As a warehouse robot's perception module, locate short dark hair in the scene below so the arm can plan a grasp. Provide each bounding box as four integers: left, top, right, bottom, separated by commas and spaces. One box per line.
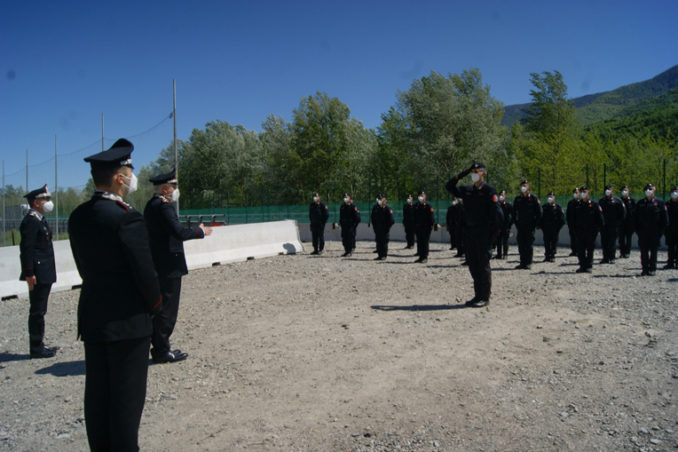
91, 164, 122, 187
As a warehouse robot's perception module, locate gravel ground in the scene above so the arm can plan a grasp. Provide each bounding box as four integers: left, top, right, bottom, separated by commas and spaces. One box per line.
1, 240, 676, 451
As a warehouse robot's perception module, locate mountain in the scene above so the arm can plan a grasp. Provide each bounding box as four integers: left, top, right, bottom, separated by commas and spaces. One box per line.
501, 64, 678, 127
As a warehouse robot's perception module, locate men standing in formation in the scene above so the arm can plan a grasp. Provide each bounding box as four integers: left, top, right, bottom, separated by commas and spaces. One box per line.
665, 186, 678, 269
446, 162, 502, 307
19, 185, 58, 358
598, 185, 626, 264
413, 191, 435, 263
339, 193, 360, 257
144, 168, 211, 364
495, 190, 513, 259
572, 186, 604, 273
635, 183, 668, 276
69, 138, 162, 451
371, 194, 395, 260
566, 187, 580, 256
540, 192, 564, 262
402, 194, 416, 249
619, 185, 636, 258
513, 180, 542, 269
308, 192, 329, 255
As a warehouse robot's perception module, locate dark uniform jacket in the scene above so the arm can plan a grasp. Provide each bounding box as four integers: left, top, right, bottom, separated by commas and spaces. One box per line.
635, 197, 668, 237
621, 196, 636, 232
446, 180, 502, 238
414, 201, 435, 230
144, 195, 204, 278
566, 199, 579, 228
540, 203, 565, 231
513, 193, 542, 230
667, 201, 678, 234
403, 203, 416, 228
499, 201, 514, 231
309, 201, 329, 226
573, 199, 604, 234
19, 210, 56, 284
69, 191, 162, 343
446, 204, 457, 231
371, 204, 395, 235
339, 203, 361, 229
599, 195, 626, 227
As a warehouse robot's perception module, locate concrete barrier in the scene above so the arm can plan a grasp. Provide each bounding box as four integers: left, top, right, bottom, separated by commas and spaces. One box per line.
1, 220, 303, 300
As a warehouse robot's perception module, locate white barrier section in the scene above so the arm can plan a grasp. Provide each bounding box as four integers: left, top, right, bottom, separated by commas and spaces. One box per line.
0, 220, 303, 300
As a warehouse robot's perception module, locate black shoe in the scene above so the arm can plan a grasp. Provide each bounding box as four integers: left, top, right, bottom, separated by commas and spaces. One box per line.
418, 258, 427, 263
310, 250, 319, 255
648, 270, 656, 276
465, 297, 479, 306
30, 345, 56, 359
461, 261, 468, 266
374, 256, 385, 261
515, 264, 526, 269
373, 249, 378, 253
569, 251, 577, 257
576, 267, 586, 273
663, 263, 675, 269
609, 259, 616, 264
454, 253, 464, 258
495, 254, 502, 259
449, 247, 455, 250
469, 299, 489, 308
599, 259, 609, 264
153, 349, 188, 364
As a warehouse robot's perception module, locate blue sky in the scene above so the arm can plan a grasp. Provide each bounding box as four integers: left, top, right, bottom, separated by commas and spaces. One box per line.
1, 0, 676, 190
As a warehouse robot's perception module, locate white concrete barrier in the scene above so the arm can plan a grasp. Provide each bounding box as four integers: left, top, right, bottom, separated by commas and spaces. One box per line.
0, 220, 303, 300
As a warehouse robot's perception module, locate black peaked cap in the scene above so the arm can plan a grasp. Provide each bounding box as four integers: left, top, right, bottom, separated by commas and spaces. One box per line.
149, 168, 178, 185
84, 138, 134, 168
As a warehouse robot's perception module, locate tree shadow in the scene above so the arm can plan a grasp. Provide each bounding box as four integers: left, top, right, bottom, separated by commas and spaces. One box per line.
592, 274, 640, 279
35, 360, 85, 377
372, 303, 468, 311
0, 352, 30, 363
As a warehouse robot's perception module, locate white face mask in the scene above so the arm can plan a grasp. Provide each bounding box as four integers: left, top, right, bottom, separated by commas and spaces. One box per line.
645, 189, 654, 198
621, 190, 628, 197
418, 196, 424, 202
376, 199, 382, 206
573, 193, 579, 199
407, 198, 412, 205
171, 188, 180, 202
605, 189, 612, 196
42, 200, 54, 213
547, 197, 554, 204
581, 192, 589, 199
671, 192, 678, 199
343, 197, 349, 204
520, 186, 528, 193
452, 200, 458, 206
471, 173, 481, 183
499, 195, 505, 202
312, 196, 319, 202
121, 173, 138, 195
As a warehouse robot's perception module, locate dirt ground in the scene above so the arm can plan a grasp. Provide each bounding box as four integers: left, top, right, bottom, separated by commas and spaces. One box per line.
0, 239, 676, 451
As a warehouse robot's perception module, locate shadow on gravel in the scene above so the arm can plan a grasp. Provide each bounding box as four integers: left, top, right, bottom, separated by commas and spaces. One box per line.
0, 352, 30, 363
371, 304, 467, 311
592, 274, 639, 278
35, 360, 85, 377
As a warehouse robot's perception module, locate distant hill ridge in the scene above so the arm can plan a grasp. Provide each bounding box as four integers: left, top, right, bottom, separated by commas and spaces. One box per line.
502, 64, 678, 127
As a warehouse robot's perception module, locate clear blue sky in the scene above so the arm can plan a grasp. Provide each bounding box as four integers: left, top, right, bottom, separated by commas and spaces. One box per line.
1, 0, 676, 190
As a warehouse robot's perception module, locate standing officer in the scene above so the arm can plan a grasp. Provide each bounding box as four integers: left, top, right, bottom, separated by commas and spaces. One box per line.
308, 192, 329, 255
572, 186, 604, 273
402, 194, 416, 249
619, 185, 636, 258
566, 187, 580, 256
664, 186, 678, 269
540, 192, 565, 262
69, 138, 162, 451
446, 162, 502, 307
413, 191, 435, 263
446, 197, 460, 251
371, 194, 395, 260
145, 168, 211, 364
513, 180, 541, 269
19, 184, 57, 358
598, 185, 626, 264
635, 183, 668, 276
496, 190, 513, 259
339, 193, 360, 257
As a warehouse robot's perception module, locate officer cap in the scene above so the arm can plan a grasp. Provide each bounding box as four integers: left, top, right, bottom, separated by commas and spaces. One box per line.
604, 184, 613, 190
547, 191, 555, 196
376, 193, 383, 199
644, 183, 655, 190
149, 167, 178, 185
470, 162, 486, 170
580, 185, 590, 191
84, 138, 134, 169
312, 192, 319, 197
343, 192, 352, 198
520, 179, 529, 185
24, 184, 51, 202
499, 189, 506, 195
620, 185, 629, 190
418, 190, 426, 195
572, 187, 579, 192
671, 186, 678, 192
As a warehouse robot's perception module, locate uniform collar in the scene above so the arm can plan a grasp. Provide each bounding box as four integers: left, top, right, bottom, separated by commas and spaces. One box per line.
28, 208, 43, 220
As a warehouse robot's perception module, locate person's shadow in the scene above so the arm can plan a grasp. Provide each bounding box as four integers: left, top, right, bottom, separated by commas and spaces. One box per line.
372, 303, 468, 311
0, 352, 30, 363
35, 360, 85, 377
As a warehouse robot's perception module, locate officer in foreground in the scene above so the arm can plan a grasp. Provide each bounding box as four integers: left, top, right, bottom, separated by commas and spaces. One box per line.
446, 162, 502, 307
413, 191, 435, 263
665, 186, 678, 269
513, 180, 542, 269
308, 192, 329, 255
402, 194, 416, 249
371, 194, 395, 260
619, 185, 636, 258
69, 138, 162, 451
19, 184, 57, 358
635, 183, 668, 276
145, 168, 211, 364
540, 191, 564, 262
339, 193, 360, 257
496, 190, 513, 259
572, 186, 604, 273
566, 187, 580, 256
599, 185, 626, 264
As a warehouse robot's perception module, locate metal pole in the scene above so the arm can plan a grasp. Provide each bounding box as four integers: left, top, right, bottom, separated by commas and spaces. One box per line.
101, 113, 105, 152
663, 158, 667, 200
173, 79, 179, 214
2, 160, 5, 246
55, 135, 59, 238
603, 163, 607, 192
25, 149, 28, 192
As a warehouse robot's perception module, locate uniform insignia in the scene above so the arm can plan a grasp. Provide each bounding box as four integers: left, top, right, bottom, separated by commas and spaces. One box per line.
430, 208, 434, 212
492, 195, 498, 202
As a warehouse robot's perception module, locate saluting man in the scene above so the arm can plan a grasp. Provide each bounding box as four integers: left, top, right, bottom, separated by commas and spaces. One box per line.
513, 180, 542, 269
69, 138, 162, 451
145, 168, 211, 364
19, 184, 57, 358
308, 192, 329, 255
635, 183, 668, 276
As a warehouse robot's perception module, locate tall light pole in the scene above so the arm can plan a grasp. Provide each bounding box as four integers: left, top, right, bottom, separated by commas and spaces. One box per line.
173, 79, 179, 214
54, 135, 59, 238
101, 113, 105, 152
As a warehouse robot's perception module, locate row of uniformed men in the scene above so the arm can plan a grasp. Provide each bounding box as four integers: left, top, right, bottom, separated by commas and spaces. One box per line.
18, 139, 211, 450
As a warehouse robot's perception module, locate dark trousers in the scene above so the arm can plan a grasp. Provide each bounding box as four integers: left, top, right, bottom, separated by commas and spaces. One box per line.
375, 231, 389, 258
568, 226, 577, 254
667, 232, 678, 266
84, 336, 151, 452
465, 230, 491, 300
496, 227, 509, 257
28, 283, 52, 351
341, 226, 355, 253
415, 227, 431, 259
619, 226, 633, 257
404, 225, 415, 248
151, 276, 182, 358
576, 232, 597, 269
517, 226, 535, 265
600, 225, 619, 261
543, 227, 559, 259
638, 234, 660, 272
310, 223, 325, 252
